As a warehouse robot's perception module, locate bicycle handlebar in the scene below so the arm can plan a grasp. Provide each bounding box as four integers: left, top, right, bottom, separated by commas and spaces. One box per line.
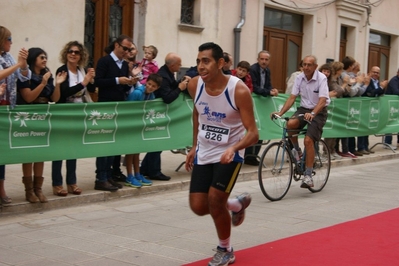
272, 113, 311, 124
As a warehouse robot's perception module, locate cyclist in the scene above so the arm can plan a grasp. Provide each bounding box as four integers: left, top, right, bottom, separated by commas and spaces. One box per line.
271, 55, 330, 188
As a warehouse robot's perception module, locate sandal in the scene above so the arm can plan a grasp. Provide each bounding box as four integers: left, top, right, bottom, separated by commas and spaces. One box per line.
52, 186, 68, 197
67, 184, 82, 195
0, 196, 12, 204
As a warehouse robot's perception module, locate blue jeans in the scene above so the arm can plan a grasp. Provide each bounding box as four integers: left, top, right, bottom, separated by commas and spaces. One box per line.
96, 156, 114, 182
52, 160, 77, 186
0, 165, 4, 180
384, 134, 398, 144
357, 136, 369, 151
140, 151, 162, 177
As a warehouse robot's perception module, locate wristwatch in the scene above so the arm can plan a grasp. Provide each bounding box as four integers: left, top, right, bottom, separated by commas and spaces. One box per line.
311, 112, 315, 116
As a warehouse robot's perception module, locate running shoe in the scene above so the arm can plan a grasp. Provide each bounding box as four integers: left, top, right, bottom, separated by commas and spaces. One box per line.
300, 175, 314, 188
135, 174, 152, 186
231, 192, 251, 226
125, 174, 142, 188
208, 246, 235, 266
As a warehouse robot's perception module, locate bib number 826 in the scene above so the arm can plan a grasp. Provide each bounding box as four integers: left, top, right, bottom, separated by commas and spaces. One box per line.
205, 132, 222, 141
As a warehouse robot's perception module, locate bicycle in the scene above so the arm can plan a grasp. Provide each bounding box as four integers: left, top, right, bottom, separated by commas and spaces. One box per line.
258, 114, 331, 201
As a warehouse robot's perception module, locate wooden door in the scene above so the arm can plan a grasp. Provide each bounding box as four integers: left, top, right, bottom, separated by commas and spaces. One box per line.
368, 44, 389, 80
85, 0, 134, 68
263, 28, 303, 93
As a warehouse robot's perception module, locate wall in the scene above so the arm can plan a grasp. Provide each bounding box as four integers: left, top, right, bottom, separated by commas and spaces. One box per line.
0, 0, 85, 73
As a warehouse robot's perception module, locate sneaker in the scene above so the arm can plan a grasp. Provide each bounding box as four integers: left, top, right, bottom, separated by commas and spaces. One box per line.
135, 174, 152, 186
340, 152, 357, 158
125, 175, 142, 188
208, 246, 235, 266
330, 152, 342, 160
384, 144, 397, 150
300, 175, 314, 188
112, 170, 127, 182
231, 193, 252, 226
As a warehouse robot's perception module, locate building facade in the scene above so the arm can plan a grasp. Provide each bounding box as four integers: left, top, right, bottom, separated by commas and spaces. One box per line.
1, 0, 398, 92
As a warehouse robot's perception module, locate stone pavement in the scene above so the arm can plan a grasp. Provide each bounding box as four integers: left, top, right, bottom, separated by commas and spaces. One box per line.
0, 135, 397, 215
0, 137, 398, 265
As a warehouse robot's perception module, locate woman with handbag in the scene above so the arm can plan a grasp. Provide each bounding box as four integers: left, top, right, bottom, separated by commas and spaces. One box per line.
51, 41, 95, 196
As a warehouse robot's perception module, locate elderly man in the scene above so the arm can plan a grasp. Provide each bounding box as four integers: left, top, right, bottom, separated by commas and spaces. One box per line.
140, 52, 191, 180
272, 55, 330, 188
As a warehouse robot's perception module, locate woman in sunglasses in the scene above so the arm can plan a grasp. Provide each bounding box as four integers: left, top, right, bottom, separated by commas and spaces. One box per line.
0, 25, 31, 205
16, 47, 67, 203
51, 41, 96, 197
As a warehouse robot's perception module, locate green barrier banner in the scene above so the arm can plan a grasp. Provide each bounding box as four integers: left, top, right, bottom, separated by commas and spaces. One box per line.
1, 94, 398, 164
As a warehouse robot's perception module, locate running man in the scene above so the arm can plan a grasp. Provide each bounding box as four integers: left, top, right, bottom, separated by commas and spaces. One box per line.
185, 42, 259, 266
271, 55, 330, 188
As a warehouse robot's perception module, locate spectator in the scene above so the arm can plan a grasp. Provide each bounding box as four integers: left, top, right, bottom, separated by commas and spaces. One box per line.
318, 63, 341, 160
140, 45, 159, 85
383, 68, 399, 150
329, 61, 355, 158
222, 52, 233, 74
112, 41, 142, 183
0, 25, 31, 205
51, 41, 96, 196
244, 50, 278, 166
17, 47, 66, 203
358, 66, 388, 154
347, 62, 369, 156
140, 52, 191, 181
231, 60, 253, 92
336, 57, 355, 158
94, 35, 136, 191
125, 73, 163, 187
286, 60, 303, 95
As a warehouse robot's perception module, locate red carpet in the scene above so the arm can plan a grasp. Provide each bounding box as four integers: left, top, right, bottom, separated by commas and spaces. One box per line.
184, 208, 399, 266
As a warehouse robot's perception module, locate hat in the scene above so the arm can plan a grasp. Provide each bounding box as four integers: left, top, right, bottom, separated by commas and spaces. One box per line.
27, 47, 46, 67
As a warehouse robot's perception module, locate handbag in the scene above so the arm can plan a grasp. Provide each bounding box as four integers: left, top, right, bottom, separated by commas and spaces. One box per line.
83, 90, 93, 103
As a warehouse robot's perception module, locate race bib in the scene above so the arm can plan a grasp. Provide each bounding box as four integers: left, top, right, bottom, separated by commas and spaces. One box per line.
199, 124, 230, 144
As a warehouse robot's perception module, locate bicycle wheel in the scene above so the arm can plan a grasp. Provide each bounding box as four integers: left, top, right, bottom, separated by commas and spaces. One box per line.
309, 139, 330, 193
258, 142, 293, 201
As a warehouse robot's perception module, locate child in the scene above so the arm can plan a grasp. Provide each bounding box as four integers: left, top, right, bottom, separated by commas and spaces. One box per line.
140, 45, 159, 85
231, 61, 253, 92
125, 73, 163, 187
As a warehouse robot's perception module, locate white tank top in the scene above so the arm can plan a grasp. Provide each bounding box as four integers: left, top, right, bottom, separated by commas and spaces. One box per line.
193, 76, 246, 164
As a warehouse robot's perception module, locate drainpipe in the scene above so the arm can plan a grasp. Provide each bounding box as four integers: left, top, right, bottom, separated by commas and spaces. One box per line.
234, 0, 246, 64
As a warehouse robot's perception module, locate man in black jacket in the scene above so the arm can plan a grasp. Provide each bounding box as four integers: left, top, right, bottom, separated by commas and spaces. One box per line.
140, 53, 191, 180
94, 35, 135, 191
244, 50, 278, 166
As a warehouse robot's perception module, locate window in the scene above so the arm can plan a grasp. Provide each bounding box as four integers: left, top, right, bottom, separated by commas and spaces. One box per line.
181, 0, 195, 25
264, 8, 302, 32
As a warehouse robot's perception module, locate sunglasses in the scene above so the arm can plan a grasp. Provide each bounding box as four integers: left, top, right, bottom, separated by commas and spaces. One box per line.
40, 55, 47, 60
67, 49, 81, 55
118, 43, 133, 52
7, 36, 11, 42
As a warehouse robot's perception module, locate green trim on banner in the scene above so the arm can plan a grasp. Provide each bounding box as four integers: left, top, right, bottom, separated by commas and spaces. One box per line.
1, 94, 398, 164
